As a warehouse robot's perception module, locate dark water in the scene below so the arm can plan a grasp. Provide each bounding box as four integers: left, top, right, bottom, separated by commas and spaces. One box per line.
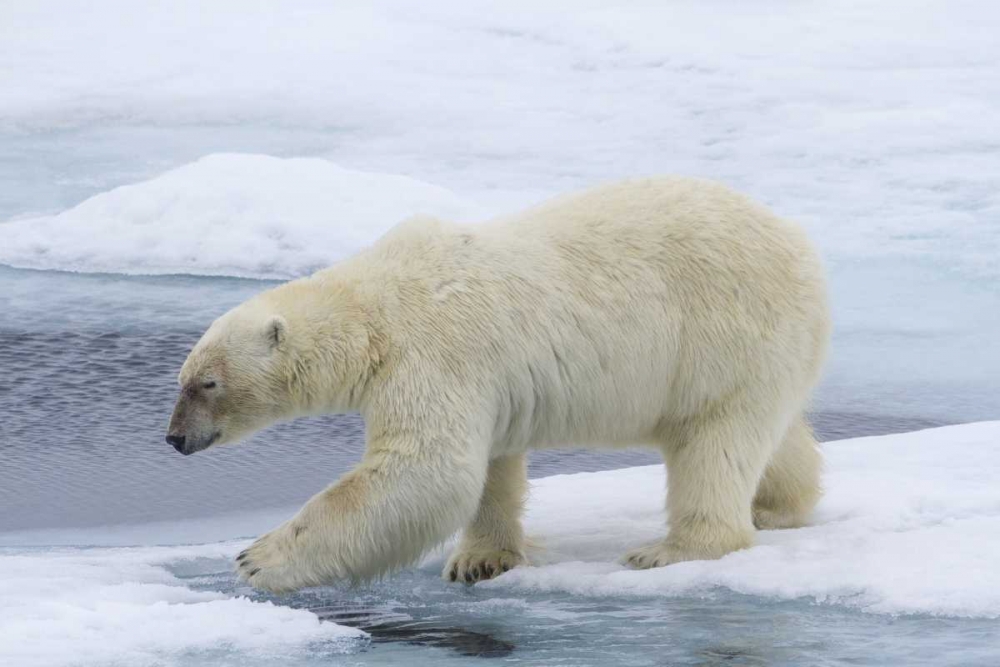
0, 265, 949, 533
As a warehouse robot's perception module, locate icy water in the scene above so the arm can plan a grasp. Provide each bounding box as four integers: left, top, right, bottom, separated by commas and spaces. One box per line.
181, 565, 1000, 667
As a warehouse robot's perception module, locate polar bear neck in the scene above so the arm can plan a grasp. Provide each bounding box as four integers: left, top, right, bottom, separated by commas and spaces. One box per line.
262, 274, 387, 418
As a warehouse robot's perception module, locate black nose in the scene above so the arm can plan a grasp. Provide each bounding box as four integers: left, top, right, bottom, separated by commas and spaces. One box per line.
166, 434, 186, 452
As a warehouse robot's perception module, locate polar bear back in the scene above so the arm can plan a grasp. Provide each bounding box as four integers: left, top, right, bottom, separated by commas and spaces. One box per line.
336, 177, 829, 452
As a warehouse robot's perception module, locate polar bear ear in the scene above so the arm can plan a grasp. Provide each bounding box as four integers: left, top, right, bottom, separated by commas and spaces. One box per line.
264, 315, 288, 351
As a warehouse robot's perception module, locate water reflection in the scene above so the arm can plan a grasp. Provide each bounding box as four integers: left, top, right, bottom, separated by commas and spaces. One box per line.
313, 604, 515, 658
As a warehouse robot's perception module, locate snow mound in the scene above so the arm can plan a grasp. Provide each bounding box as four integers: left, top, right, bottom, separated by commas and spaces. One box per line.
0, 154, 480, 279
0, 542, 366, 667
477, 422, 1000, 618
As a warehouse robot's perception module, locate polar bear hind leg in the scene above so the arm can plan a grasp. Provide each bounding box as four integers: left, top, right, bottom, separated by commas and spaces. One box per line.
752, 415, 821, 530
624, 399, 789, 569
444, 453, 528, 583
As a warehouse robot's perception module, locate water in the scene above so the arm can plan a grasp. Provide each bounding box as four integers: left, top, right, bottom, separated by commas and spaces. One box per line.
172, 563, 1000, 666
0, 264, 949, 533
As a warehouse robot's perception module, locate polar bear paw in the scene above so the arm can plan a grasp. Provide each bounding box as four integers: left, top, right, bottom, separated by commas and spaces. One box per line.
622, 540, 696, 569
622, 536, 744, 570
236, 521, 312, 593
444, 547, 524, 584
752, 507, 807, 530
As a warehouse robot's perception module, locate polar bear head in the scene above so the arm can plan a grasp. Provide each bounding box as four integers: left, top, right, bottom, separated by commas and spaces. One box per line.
166, 302, 294, 456
166, 279, 379, 456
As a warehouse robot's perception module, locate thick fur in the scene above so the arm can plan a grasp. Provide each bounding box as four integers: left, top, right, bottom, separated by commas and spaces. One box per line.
169, 178, 830, 593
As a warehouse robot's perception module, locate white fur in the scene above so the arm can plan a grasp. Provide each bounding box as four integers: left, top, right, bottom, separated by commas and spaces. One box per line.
179, 178, 830, 592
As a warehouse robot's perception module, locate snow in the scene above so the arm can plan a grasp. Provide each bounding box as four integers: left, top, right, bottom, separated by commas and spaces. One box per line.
0, 154, 478, 279
0, 542, 366, 667
2, 0, 999, 280
476, 422, 1000, 618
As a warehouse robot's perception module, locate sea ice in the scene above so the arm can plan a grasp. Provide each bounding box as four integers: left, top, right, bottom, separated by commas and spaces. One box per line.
0, 542, 366, 667
2, 1, 998, 280
475, 422, 1000, 618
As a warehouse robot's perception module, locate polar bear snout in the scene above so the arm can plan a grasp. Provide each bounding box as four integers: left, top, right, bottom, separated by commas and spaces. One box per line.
166, 389, 221, 455
165, 421, 220, 455
165, 433, 186, 453
164, 430, 220, 455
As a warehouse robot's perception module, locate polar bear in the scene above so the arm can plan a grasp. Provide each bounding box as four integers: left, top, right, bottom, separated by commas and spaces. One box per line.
166, 177, 830, 593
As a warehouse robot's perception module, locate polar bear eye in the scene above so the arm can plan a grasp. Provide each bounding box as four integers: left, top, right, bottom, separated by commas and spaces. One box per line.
202, 381, 217, 390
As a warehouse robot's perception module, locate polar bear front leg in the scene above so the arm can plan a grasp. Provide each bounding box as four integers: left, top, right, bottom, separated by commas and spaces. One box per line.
444, 453, 528, 584
237, 436, 488, 593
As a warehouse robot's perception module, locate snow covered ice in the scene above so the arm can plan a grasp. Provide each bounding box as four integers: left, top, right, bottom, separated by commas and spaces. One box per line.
3, 423, 1000, 666
2, 0, 1000, 665
498, 423, 1000, 619
0, 543, 366, 667
3, 1, 1000, 279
